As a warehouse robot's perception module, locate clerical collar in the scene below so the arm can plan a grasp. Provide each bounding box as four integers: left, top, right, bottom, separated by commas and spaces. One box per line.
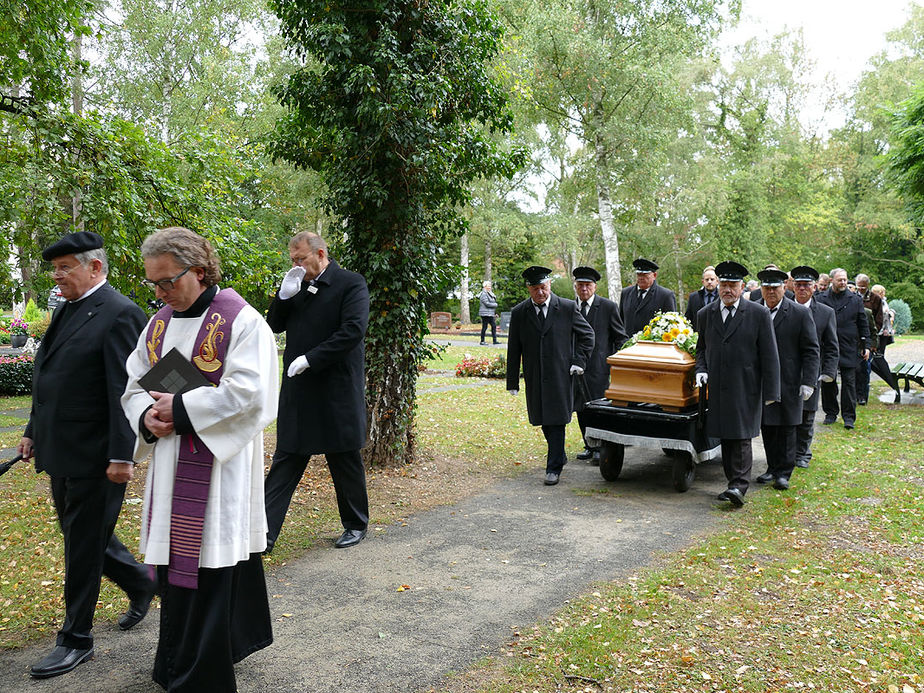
173, 285, 219, 318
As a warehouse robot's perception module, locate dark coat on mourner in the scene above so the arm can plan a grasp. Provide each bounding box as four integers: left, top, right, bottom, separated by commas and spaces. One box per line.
756, 297, 820, 427
619, 281, 676, 336
805, 299, 839, 412
815, 289, 869, 368
684, 287, 718, 330
506, 293, 595, 426
266, 259, 369, 454
576, 295, 627, 401
695, 298, 781, 440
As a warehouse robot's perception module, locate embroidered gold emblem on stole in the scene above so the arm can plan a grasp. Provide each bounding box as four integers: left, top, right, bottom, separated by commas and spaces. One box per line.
192, 311, 226, 372
147, 320, 165, 364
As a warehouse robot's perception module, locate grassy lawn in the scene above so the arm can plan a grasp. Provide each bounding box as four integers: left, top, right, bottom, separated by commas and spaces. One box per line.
435, 383, 924, 693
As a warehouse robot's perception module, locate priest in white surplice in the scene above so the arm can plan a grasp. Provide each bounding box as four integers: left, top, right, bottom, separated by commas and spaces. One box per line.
121, 227, 278, 692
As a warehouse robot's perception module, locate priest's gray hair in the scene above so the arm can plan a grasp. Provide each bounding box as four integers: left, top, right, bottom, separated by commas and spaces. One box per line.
142, 226, 222, 287
74, 248, 108, 275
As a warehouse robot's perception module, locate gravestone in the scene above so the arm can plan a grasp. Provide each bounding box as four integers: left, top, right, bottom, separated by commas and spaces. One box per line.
430, 312, 452, 330
499, 311, 512, 332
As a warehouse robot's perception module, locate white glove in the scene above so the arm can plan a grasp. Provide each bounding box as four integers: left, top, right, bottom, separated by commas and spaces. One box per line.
508, 390, 518, 396
569, 365, 584, 376
819, 374, 834, 383
800, 385, 814, 401
287, 355, 309, 377
765, 400, 776, 406
279, 266, 307, 300
694, 372, 708, 388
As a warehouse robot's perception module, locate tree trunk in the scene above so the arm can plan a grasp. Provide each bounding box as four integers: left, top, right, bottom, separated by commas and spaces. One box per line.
459, 231, 471, 324
71, 32, 84, 230
593, 130, 623, 301
672, 231, 685, 312
483, 236, 492, 283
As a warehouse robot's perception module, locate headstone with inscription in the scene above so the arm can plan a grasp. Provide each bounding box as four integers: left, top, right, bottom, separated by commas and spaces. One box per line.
430, 311, 452, 330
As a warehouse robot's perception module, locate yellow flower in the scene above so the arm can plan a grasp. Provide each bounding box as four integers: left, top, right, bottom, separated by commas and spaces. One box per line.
662, 333, 672, 342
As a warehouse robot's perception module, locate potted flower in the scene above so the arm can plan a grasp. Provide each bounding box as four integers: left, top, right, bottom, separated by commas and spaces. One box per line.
7, 317, 29, 348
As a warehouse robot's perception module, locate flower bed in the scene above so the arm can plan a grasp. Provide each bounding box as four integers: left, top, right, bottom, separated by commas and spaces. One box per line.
455, 353, 506, 378
0, 355, 34, 395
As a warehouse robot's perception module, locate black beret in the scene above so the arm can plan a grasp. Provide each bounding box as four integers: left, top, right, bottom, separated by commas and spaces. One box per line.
42, 231, 104, 261
572, 266, 601, 282
522, 265, 553, 285
757, 268, 788, 286
714, 260, 748, 282
789, 265, 819, 282
632, 258, 658, 273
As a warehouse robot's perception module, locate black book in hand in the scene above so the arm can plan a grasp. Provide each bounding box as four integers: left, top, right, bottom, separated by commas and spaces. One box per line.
138, 347, 211, 394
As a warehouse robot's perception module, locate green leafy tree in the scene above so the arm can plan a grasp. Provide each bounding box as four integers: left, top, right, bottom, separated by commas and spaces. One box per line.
271, 0, 523, 465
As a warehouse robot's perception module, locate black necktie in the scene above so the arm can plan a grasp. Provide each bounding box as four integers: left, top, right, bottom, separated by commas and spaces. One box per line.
705, 292, 714, 305
637, 289, 644, 302
536, 304, 545, 323
581, 301, 588, 317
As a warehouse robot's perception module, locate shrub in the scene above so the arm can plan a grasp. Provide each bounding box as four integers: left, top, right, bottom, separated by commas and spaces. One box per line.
22, 299, 43, 323
890, 282, 924, 330
455, 353, 506, 378
0, 355, 34, 395
28, 314, 52, 340
890, 299, 912, 335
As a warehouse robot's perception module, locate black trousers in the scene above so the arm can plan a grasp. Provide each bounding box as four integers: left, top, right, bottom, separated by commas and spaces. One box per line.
871, 352, 899, 391
857, 356, 871, 402
480, 316, 498, 343
821, 366, 857, 425
50, 475, 152, 650
720, 438, 753, 493
760, 424, 797, 480
264, 449, 369, 549
795, 408, 815, 464
541, 424, 567, 474
153, 554, 272, 692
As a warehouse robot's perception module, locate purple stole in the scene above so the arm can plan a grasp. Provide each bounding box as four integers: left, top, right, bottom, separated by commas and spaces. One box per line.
145, 288, 246, 589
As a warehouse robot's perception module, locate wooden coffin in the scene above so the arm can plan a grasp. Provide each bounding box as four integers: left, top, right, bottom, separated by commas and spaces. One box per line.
604, 341, 698, 411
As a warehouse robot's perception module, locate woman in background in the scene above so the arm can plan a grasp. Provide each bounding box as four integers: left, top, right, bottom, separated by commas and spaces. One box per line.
478, 281, 499, 345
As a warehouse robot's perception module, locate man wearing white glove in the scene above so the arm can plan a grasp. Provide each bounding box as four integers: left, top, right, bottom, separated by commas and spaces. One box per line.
506, 266, 594, 486
264, 231, 371, 551
754, 268, 819, 491
791, 266, 839, 469
694, 261, 780, 507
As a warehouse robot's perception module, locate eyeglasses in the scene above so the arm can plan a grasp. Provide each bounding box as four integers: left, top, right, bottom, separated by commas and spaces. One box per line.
47, 264, 82, 279
141, 266, 191, 291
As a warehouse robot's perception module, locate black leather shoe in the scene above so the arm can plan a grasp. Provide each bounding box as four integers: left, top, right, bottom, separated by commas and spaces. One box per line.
576, 448, 593, 461
119, 583, 155, 630
794, 458, 809, 469
844, 422, 855, 430
773, 477, 790, 490
544, 472, 560, 486
716, 488, 744, 507
857, 399, 867, 406
30, 645, 93, 679
335, 528, 367, 549
822, 417, 836, 425
755, 472, 774, 484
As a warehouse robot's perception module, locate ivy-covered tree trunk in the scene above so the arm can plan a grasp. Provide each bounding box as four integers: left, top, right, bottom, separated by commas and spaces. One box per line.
271, 0, 522, 465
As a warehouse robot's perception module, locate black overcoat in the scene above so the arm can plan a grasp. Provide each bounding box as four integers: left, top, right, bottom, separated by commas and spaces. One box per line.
816, 289, 869, 368
804, 300, 839, 412
266, 260, 369, 454
619, 281, 676, 336
506, 294, 595, 426
695, 299, 781, 439
684, 287, 717, 330
579, 295, 628, 400
757, 298, 820, 426
25, 282, 146, 477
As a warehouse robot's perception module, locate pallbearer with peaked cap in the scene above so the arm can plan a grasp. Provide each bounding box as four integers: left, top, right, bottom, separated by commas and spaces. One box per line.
789, 265, 839, 470
507, 265, 595, 485
619, 257, 676, 336
571, 266, 627, 463
20, 231, 154, 679
694, 260, 781, 507
754, 266, 820, 490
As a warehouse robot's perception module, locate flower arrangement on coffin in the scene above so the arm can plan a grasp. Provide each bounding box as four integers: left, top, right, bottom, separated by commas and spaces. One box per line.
622, 311, 697, 357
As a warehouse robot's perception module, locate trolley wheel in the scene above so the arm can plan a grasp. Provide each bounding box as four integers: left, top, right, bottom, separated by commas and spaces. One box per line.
599, 443, 624, 482
672, 451, 696, 492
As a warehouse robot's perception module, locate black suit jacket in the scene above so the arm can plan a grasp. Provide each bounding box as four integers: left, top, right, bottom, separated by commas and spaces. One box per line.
577, 295, 627, 400
506, 294, 594, 426
816, 289, 869, 368
804, 299, 839, 412
25, 282, 146, 477
619, 281, 676, 336
695, 299, 781, 440
267, 260, 370, 454
757, 298, 820, 426
684, 287, 718, 330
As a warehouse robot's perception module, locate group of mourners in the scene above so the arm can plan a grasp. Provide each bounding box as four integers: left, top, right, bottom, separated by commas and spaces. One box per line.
18, 227, 370, 691
503, 257, 895, 508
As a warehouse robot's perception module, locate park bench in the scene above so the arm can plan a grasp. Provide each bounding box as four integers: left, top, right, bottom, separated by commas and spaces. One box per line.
892, 362, 924, 392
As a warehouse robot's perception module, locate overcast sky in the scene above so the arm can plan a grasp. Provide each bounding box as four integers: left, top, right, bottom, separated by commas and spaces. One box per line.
720, 0, 918, 129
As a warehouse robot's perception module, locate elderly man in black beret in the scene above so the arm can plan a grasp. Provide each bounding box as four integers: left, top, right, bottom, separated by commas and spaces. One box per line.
619, 258, 676, 337
507, 266, 594, 485
571, 266, 627, 462
18, 231, 154, 679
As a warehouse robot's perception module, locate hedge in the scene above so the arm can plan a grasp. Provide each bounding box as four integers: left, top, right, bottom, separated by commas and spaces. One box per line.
0, 355, 34, 395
